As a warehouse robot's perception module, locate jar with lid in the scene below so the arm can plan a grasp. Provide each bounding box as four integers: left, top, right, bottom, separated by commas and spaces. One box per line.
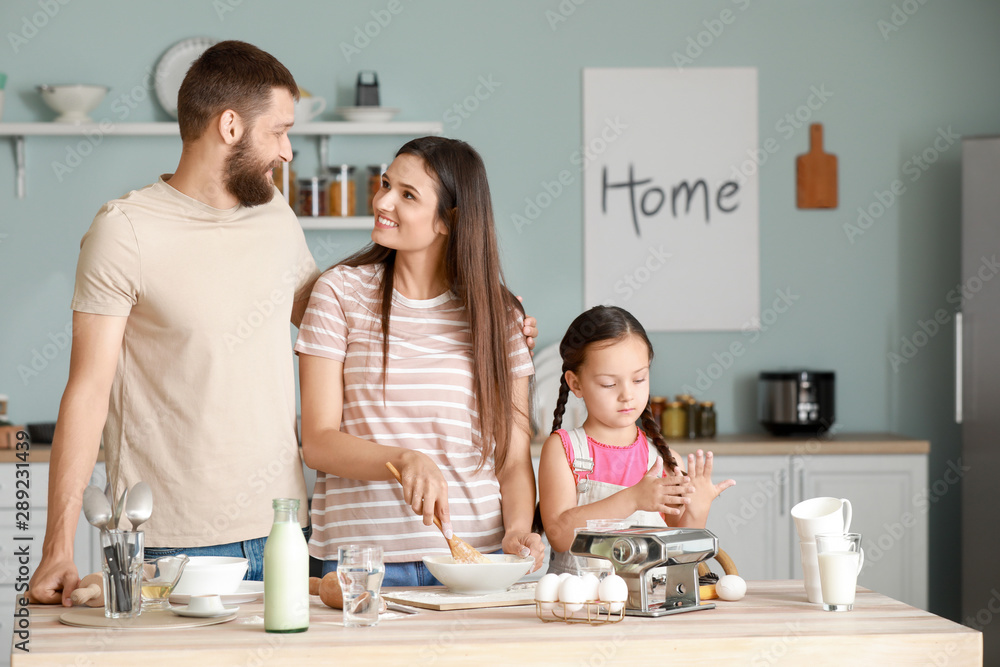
297, 176, 328, 217
685, 398, 700, 439
650, 397, 667, 427
327, 164, 357, 217
272, 151, 297, 210
662, 401, 687, 439
699, 401, 717, 438
366, 164, 387, 215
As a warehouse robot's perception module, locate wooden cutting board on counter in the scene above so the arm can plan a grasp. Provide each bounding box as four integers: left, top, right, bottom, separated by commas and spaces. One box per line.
383, 583, 535, 611
796, 123, 838, 208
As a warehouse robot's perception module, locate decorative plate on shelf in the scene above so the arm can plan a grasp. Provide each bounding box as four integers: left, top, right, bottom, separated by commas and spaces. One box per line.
335, 106, 400, 122
154, 37, 218, 119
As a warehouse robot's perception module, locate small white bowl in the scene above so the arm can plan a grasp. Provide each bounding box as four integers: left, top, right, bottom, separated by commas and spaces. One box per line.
335, 106, 399, 123
422, 554, 533, 595
37, 84, 109, 123
171, 556, 248, 596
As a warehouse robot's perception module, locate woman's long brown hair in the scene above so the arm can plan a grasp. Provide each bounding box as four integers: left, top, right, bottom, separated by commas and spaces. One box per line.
336, 137, 525, 474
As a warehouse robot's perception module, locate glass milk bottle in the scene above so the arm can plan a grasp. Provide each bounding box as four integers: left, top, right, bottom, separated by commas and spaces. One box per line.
264, 498, 309, 633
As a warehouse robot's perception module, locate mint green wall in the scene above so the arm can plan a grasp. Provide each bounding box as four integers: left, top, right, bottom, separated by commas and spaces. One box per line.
2, 0, 997, 619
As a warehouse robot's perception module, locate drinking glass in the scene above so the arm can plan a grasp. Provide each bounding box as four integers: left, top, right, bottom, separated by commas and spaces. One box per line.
815, 532, 865, 611
141, 555, 190, 611
101, 530, 143, 619
337, 545, 385, 627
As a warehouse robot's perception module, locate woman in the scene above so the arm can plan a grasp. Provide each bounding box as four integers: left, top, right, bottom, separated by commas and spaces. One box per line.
295, 137, 543, 585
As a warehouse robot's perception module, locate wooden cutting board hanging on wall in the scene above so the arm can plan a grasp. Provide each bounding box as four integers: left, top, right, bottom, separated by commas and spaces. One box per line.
796, 123, 838, 208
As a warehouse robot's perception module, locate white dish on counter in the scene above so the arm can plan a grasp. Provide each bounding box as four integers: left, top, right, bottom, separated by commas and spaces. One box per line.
155, 37, 218, 119
170, 580, 263, 605
422, 554, 533, 595
335, 106, 400, 122
170, 605, 239, 618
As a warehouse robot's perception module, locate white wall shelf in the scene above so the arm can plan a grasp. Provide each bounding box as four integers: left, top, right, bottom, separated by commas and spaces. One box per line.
297, 216, 373, 231
2, 120, 443, 200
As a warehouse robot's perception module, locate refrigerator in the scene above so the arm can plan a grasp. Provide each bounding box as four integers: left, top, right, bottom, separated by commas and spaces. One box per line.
960, 135, 1000, 662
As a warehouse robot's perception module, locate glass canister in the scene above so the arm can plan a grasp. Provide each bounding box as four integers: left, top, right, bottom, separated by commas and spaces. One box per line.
327, 164, 357, 217
272, 152, 297, 210
264, 498, 309, 633
662, 401, 687, 439
699, 401, 717, 438
367, 164, 387, 215
650, 397, 667, 427
297, 176, 328, 217
685, 398, 700, 439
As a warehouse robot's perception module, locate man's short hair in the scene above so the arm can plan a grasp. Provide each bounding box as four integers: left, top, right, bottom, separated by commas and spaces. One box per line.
176, 40, 298, 143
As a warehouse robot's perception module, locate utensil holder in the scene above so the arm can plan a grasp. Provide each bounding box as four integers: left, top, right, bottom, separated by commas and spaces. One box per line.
101, 530, 143, 619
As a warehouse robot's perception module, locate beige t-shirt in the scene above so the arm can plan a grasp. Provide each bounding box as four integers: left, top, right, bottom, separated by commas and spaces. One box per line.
72, 176, 319, 546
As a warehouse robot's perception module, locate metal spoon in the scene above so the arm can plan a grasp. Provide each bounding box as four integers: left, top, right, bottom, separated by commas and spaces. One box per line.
125, 482, 153, 531
82, 486, 112, 529
112, 487, 128, 531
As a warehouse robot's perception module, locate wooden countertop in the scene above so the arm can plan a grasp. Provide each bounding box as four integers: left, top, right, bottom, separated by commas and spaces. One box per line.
11, 580, 979, 665
530, 432, 929, 458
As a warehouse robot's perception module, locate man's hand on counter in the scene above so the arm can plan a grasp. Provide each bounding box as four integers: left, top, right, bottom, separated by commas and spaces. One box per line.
28, 557, 80, 606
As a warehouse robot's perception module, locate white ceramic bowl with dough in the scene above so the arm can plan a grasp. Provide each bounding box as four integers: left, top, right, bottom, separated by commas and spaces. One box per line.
422, 554, 533, 595
171, 556, 248, 596
37, 85, 109, 123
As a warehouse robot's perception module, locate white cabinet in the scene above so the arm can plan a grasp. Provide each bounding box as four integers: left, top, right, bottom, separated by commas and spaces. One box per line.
703, 453, 928, 609
0, 460, 103, 667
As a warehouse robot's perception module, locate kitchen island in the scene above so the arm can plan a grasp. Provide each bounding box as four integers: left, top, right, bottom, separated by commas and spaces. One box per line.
11, 580, 980, 665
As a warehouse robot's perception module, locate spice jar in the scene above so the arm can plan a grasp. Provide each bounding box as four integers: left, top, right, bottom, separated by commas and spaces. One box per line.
273, 156, 297, 210
367, 164, 387, 215
662, 401, 686, 439
650, 397, 667, 426
685, 398, 700, 439
327, 164, 356, 217
699, 401, 717, 438
297, 176, 329, 217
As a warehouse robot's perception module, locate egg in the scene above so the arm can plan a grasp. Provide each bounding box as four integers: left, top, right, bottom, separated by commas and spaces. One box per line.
557, 572, 574, 585
558, 575, 587, 613
598, 574, 628, 613
534, 573, 560, 611
715, 574, 747, 601
580, 573, 601, 602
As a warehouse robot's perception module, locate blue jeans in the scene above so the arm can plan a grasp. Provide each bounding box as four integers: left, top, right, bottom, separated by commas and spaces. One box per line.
320, 557, 444, 587
145, 527, 310, 581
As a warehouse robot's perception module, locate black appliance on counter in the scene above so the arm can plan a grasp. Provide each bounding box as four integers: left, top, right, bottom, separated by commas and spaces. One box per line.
758, 370, 835, 435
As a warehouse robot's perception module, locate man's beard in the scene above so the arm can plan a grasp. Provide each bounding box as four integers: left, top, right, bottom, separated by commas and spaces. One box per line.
224, 133, 279, 208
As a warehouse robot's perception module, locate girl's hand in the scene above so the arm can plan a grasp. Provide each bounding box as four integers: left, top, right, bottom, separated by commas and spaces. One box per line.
502, 530, 545, 572
687, 450, 736, 501
397, 450, 451, 532
630, 457, 694, 515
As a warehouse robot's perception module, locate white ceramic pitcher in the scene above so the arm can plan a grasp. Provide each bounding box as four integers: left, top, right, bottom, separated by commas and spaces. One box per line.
791, 496, 852, 542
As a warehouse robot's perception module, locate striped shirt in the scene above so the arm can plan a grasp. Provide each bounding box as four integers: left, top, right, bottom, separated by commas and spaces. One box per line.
294, 264, 534, 562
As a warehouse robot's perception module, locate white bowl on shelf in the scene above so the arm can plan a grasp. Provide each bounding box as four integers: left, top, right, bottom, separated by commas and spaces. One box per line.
422, 554, 533, 595
37, 84, 109, 123
335, 106, 399, 122
171, 556, 248, 596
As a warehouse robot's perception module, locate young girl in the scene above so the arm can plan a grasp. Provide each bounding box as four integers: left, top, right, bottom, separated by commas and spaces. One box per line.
538, 306, 735, 574
295, 137, 543, 585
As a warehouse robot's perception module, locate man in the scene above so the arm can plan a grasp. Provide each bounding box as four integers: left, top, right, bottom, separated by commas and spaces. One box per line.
31, 41, 538, 606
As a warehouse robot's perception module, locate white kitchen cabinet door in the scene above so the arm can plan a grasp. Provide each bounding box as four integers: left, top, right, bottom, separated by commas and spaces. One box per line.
794, 454, 928, 610
700, 455, 792, 581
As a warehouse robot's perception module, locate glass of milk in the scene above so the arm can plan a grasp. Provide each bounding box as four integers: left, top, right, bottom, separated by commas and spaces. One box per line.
337, 545, 385, 627
815, 533, 865, 611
